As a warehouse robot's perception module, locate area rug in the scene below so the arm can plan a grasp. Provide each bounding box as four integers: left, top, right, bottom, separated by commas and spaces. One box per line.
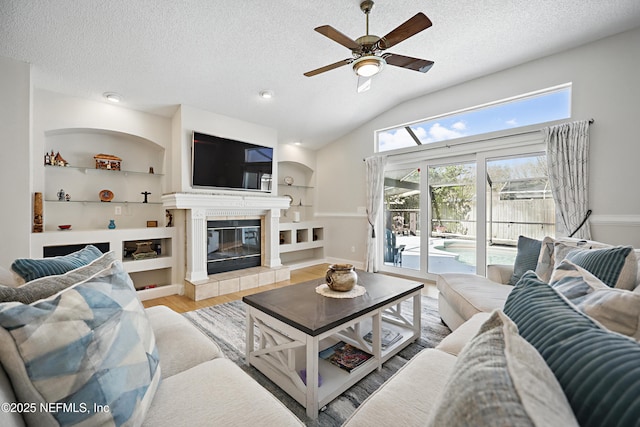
183, 295, 450, 427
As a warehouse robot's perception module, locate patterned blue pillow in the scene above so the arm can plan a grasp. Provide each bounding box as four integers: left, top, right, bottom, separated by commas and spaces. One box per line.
508, 235, 542, 285
11, 245, 103, 282
0, 252, 160, 427
504, 271, 640, 427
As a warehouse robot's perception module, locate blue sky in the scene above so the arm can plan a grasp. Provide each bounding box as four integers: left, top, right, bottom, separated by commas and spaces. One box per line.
378, 88, 571, 152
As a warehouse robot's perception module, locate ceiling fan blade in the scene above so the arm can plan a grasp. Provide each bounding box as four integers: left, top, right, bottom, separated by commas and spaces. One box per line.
378, 13, 432, 50
304, 58, 352, 77
315, 25, 361, 51
385, 53, 434, 73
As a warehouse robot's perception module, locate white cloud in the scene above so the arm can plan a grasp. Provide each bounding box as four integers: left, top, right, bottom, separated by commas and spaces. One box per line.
506, 119, 518, 126
427, 122, 465, 142
379, 122, 467, 151
378, 128, 422, 151
452, 121, 467, 131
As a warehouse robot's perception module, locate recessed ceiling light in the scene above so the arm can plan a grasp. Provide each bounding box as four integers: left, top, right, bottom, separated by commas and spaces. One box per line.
103, 92, 122, 103
259, 90, 274, 99
293, 142, 302, 146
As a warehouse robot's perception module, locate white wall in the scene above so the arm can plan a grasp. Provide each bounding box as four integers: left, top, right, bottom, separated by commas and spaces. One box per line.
316, 27, 640, 264
0, 57, 31, 267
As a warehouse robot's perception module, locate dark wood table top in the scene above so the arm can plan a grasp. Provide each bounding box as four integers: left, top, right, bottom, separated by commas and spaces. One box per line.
243, 270, 424, 336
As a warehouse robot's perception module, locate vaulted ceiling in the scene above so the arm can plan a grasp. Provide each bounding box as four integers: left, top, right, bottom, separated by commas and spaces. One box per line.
2, 1, 640, 149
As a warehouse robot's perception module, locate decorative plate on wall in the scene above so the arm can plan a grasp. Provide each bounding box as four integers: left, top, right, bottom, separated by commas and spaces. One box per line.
99, 189, 114, 202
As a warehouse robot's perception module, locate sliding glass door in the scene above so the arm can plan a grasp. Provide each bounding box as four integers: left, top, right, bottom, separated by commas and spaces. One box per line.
383, 166, 421, 271
427, 161, 477, 275
380, 148, 555, 280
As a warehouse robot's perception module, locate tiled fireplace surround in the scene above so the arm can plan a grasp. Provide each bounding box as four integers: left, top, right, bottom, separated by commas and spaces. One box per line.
162, 192, 291, 301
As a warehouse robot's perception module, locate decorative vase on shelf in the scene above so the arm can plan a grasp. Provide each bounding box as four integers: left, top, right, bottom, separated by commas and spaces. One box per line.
108, 219, 116, 229
326, 264, 358, 292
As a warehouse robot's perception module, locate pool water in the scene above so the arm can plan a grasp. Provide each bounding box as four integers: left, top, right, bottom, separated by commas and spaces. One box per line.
437, 245, 517, 267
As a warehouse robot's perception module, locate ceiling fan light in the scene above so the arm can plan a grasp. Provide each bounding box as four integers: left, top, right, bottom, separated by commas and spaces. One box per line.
353, 56, 385, 77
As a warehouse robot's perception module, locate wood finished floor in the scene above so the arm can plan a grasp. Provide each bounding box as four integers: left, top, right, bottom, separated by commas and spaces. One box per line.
142, 263, 438, 313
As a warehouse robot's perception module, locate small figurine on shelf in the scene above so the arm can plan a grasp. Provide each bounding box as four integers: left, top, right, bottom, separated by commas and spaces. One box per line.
108, 219, 116, 229
94, 153, 122, 171
141, 191, 151, 203
44, 151, 51, 165
149, 167, 154, 174
165, 210, 173, 227
57, 189, 65, 201
65, 193, 71, 202
53, 152, 69, 167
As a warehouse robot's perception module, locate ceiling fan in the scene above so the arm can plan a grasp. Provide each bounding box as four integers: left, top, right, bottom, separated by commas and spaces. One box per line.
304, 0, 434, 92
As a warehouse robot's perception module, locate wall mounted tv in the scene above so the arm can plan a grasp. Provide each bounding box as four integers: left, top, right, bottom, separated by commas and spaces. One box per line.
191, 131, 273, 192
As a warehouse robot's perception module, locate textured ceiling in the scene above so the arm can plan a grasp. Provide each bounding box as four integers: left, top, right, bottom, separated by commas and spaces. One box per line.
2, 1, 640, 149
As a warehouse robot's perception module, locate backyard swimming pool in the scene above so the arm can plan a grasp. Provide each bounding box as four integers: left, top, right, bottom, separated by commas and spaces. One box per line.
434, 241, 517, 267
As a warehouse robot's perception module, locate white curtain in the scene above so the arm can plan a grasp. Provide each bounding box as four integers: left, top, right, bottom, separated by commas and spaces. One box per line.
544, 120, 591, 239
365, 155, 387, 272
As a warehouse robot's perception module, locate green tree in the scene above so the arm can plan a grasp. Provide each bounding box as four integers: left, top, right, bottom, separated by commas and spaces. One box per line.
429, 165, 474, 235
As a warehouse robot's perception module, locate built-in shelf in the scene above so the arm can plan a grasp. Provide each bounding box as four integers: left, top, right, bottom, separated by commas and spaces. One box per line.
45, 200, 163, 205
279, 183, 313, 189
45, 164, 164, 177
37, 127, 173, 299
279, 222, 324, 253
30, 227, 176, 300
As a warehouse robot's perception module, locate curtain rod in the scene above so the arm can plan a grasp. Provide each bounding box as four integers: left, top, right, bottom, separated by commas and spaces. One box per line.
363, 118, 594, 160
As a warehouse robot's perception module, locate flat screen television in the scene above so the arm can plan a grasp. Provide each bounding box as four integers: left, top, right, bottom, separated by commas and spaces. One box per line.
191, 131, 273, 192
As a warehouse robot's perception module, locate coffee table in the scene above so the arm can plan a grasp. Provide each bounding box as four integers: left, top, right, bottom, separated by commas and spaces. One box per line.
243, 271, 424, 419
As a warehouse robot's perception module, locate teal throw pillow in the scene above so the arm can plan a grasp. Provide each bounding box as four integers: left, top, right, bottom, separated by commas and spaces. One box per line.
1, 250, 117, 303
508, 235, 542, 285
11, 245, 103, 282
504, 271, 640, 427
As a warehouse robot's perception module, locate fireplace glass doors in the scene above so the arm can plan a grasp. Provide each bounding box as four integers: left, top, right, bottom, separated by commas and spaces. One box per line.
207, 219, 261, 274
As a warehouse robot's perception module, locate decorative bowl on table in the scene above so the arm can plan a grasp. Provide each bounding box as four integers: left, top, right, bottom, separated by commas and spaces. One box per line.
325, 264, 358, 292
58, 224, 72, 230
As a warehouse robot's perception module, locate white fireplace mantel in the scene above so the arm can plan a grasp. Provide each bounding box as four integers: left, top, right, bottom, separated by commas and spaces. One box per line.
162, 192, 290, 283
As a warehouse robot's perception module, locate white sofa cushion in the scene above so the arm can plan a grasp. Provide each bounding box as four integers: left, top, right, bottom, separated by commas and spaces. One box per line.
343, 349, 457, 427
436, 312, 491, 356
436, 273, 512, 322
427, 310, 578, 427
146, 305, 223, 378
142, 358, 303, 427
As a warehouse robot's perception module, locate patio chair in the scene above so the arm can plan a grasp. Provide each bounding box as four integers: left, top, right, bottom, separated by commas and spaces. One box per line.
385, 229, 406, 266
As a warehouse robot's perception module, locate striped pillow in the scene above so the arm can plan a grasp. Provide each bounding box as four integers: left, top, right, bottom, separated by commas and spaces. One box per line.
508, 235, 542, 286
564, 245, 636, 289
504, 272, 640, 427
11, 245, 103, 282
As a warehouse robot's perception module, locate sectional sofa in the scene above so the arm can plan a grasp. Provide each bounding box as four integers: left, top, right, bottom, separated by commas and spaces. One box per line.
3, 238, 640, 426
345, 236, 640, 426
0, 249, 303, 427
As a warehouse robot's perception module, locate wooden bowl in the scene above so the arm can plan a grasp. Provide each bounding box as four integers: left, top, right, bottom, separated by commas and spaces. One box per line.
58, 224, 72, 230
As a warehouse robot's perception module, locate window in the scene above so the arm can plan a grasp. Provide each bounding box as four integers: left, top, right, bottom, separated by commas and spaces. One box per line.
378, 85, 570, 279
377, 85, 571, 153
